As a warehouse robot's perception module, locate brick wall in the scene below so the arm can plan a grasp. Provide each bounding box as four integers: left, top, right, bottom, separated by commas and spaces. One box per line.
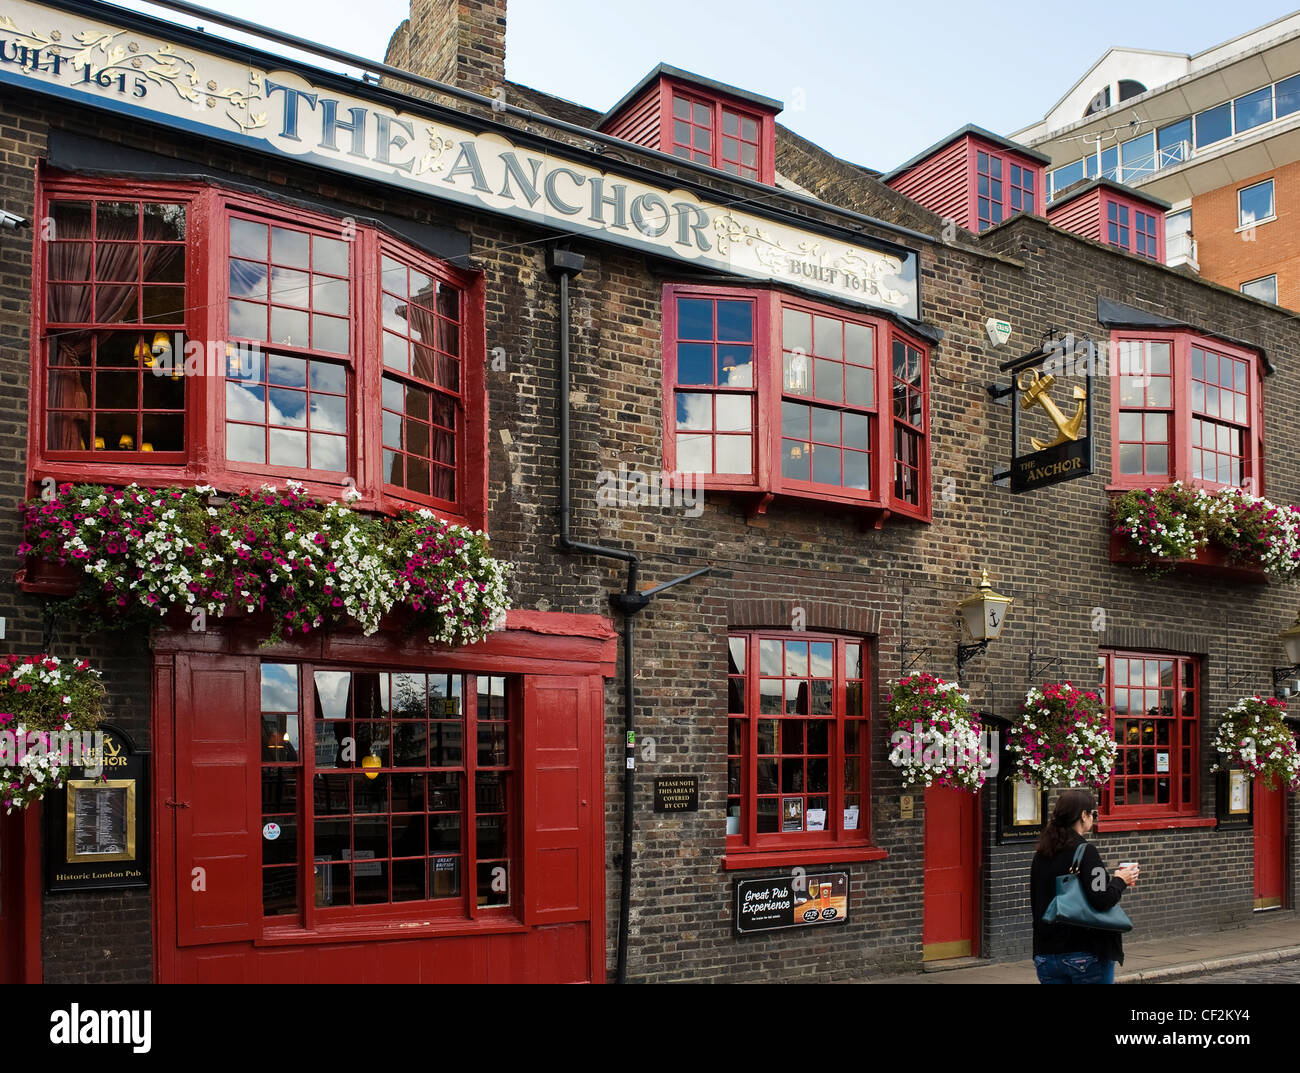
1193, 158, 1300, 308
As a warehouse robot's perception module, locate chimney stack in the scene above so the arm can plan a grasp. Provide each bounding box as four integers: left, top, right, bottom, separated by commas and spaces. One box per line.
384, 0, 508, 101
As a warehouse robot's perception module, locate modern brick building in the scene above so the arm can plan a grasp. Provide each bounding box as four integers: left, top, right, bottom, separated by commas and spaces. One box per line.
1013, 13, 1300, 309
0, 0, 1296, 985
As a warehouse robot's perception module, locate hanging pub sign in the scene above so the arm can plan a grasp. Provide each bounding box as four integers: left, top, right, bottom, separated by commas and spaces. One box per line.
735, 871, 849, 934
990, 335, 1095, 493
45, 724, 150, 892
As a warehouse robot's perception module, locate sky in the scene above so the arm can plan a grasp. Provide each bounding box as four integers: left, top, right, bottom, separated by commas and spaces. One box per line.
109, 0, 1299, 170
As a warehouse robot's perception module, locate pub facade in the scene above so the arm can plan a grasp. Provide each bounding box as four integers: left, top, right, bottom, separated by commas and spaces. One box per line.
0, 0, 1296, 985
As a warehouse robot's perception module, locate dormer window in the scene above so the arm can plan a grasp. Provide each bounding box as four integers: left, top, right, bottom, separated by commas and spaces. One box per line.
883, 126, 1047, 235
599, 64, 780, 186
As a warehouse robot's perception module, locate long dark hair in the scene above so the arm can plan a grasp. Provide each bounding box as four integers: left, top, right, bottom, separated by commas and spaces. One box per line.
1034, 788, 1096, 856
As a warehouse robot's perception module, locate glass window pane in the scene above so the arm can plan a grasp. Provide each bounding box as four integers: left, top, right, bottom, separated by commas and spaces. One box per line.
1195, 102, 1233, 147
1234, 86, 1273, 133
1278, 74, 1300, 117
715, 394, 751, 432
714, 435, 752, 475
1239, 180, 1274, 225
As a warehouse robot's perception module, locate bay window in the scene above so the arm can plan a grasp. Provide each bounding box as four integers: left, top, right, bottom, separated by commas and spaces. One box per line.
665, 284, 931, 520
1110, 331, 1264, 493
1098, 651, 1199, 820
726, 631, 874, 864
32, 174, 484, 526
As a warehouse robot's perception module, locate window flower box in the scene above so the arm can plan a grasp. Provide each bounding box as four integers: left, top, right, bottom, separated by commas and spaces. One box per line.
1109, 482, 1295, 582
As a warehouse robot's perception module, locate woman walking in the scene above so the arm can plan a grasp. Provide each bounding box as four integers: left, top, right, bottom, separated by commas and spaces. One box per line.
1030, 788, 1139, 984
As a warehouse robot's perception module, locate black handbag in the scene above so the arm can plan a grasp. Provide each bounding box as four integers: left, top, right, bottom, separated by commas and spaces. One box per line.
1041, 842, 1133, 933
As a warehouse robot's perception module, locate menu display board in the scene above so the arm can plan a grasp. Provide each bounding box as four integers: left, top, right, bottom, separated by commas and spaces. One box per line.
735, 871, 849, 934
69, 781, 132, 861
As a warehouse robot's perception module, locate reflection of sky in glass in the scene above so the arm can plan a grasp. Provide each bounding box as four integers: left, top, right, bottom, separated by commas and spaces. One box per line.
809, 642, 833, 678
676, 393, 712, 430
261, 663, 298, 712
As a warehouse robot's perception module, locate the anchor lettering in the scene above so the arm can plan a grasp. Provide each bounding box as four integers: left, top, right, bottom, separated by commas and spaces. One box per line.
1017, 368, 1086, 450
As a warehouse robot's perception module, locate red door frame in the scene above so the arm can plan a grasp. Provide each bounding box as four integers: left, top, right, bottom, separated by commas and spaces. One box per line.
922, 785, 982, 960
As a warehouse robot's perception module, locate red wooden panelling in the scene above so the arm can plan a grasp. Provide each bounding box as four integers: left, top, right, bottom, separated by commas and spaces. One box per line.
1047, 188, 1103, 241
523, 675, 595, 925
602, 85, 660, 150
174, 654, 261, 947
888, 138, 970, 228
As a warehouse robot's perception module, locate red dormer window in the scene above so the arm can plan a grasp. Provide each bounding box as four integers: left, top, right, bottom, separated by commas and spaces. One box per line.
599, 66, 780, 186
670, 92, 763, 181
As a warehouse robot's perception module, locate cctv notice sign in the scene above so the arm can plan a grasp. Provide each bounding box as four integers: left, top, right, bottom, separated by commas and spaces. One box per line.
735, 871, 849, 934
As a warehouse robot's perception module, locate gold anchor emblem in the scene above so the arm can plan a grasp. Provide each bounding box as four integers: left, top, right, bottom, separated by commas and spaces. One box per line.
1017, 368, 1086, 450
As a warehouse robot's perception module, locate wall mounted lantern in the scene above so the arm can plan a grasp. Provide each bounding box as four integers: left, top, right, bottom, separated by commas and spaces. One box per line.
956, 569, 1013, 684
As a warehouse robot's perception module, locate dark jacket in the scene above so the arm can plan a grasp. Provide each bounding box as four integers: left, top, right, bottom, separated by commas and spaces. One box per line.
1030, 834, 1129, 965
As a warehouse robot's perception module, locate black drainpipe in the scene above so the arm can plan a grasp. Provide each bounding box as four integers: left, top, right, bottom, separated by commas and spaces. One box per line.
548, 247, 710, 984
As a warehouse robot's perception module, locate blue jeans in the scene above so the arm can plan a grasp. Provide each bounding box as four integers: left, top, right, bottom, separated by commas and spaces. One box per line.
1034, 952, 1115, 984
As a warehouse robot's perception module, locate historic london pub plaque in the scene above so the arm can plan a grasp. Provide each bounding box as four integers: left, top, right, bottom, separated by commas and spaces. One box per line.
45, 724, 150, 892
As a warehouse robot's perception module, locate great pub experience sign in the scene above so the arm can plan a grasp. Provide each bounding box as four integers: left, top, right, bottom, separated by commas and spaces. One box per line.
735, 871, 849, 934
0, 0, 918, 316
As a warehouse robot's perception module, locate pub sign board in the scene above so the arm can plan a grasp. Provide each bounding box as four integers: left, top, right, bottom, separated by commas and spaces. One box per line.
45, 724, 150, 892
735, 871, 849, 934
993, 340, 1095, 493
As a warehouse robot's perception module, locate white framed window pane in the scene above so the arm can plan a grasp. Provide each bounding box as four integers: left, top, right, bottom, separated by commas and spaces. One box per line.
1238, 180, 1274, 226
1241, 275, 1277, 303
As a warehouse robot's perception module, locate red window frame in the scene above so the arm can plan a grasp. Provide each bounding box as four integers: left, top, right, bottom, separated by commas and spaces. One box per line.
1097, 651, 1200, 821
1101, 194, 1166, 261
726, 630, 873, 863
1109, 330, 1264, 494
662, 284, 932, 521
660, 79, 775, 185
259, 660, 519, 930
29, 171, 486, 528
971, 144, 1041, 232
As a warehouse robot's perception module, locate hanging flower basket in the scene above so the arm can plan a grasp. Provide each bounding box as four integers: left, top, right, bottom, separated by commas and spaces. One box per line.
1212, 696, 1300, 792
1009, 682, 1117, 790
0, 654, 104, 813
20, 482, 511, 647
1111, 482, 1300, 580
885, 672, 988, 792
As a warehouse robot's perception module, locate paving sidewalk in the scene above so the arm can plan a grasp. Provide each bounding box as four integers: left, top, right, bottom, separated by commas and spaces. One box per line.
863, 911, 1300, 984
